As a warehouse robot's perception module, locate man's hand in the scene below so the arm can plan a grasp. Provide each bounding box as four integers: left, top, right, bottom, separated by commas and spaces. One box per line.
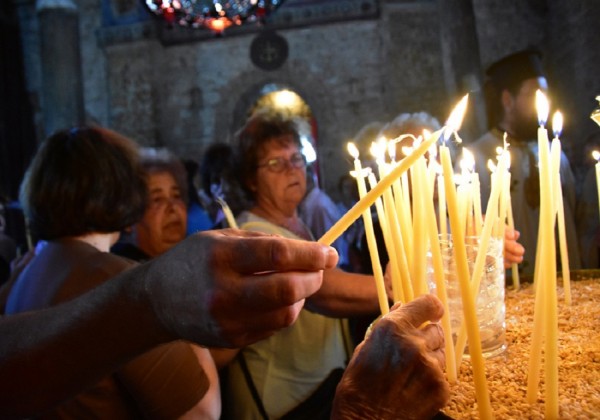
504, 227, 525, 268
141, 229, 338, 348
332, 294, 450, 420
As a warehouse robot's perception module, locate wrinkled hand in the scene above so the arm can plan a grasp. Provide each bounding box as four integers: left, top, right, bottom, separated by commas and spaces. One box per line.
140, 229, 338, 348
332, 295, 450, 420
504, 227, 525, 268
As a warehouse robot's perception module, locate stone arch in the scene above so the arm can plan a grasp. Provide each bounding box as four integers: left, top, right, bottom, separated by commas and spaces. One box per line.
213, 62, 337, 169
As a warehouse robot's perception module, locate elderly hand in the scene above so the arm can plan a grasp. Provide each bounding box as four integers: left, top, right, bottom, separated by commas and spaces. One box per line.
332, 294, 450, 420
140, 229, 338, 348
504, 227, 525, 269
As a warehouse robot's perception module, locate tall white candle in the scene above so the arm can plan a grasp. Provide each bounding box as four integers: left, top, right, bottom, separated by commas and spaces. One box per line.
551, 111, 570, 305
527, 91, 558, 419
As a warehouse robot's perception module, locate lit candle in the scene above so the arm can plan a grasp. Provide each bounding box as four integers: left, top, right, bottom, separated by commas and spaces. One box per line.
527, 91, 558, 419
388, 140, 415, 300
455, 169, 469, 237
440, 94, 493, 418
500, 149, 520, 289
371, 140, 405, 303
437, 171, 447, 238
551, 111, 571, 305
318, 131, 441, 246
593, 150, 600, 221
347, 143, 389, 316
367, 171, 407, 303
215, 197, 239, 229
441, 144, 492, 418
472, 172, 482, 236
411, 138, 429, 296
421, 153, 457, 382
453, 149, 504, 364
460, 148, 477, 236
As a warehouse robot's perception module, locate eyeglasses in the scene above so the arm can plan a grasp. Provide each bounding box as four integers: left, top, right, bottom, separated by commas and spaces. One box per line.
257, 153, 306, 173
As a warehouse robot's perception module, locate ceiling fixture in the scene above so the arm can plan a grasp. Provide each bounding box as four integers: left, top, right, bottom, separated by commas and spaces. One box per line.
144, 0, 286, 34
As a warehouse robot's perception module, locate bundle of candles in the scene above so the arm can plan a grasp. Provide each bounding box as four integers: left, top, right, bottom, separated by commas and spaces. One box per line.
318, 91, 572, 418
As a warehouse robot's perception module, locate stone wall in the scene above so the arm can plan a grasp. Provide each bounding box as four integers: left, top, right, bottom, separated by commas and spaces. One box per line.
16, 0, 600, 199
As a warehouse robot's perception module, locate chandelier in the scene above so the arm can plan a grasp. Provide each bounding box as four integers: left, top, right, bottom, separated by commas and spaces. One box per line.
144, 0, 287, 33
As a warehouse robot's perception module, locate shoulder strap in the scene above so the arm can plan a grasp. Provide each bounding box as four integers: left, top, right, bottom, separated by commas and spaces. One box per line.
238, 353, 269, 420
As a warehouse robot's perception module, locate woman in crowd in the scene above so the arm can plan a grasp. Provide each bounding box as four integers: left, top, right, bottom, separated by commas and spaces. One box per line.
212, 112, 447, 420
112, 148, 221, 418
5, 126, 214, 418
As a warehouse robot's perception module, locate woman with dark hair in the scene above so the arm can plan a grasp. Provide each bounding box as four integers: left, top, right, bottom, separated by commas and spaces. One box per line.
5, 126, 212, 418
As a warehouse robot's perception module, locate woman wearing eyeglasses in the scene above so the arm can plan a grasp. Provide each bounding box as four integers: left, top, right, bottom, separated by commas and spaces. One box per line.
212, 112, 448, 420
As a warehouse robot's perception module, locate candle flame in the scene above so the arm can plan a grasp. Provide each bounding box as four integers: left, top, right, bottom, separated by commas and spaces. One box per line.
454, 172, 469, 186
347, 142, 359, 159
401, 145, 413, 156
536, 90, 550, 127
592, 150, 600, 162
428, 142, 438, 159
444, 94, 469, 141
387, 141, 396, 161
460, 148, 475, 172
552, 111, 563, 138
370, 141, 385, 162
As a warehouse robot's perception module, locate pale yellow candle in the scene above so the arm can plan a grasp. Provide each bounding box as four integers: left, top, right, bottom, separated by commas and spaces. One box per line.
216, 197, 239, 229
551, 111, 571, 305
472, 172, 483, 236
385, 185, 414, 302
438, 172, 447, 238
461, 148, 477, 237
390, 172, 415, 298
454, 153, 503, 365
368, 172, 407, 303
505, 172, 520, 290
348, 144, 389, 315
397, 143, 415, 268
594, 151, 600, 221
369, 137, 405, 302
318, 130, 441, 246
527, 91, 558, 418
409, 142, 428, 296
401, 171, 412, 233
413, 151, 431, 296
456, 175, 469, 237
422, 156, 457, 382
441, 144, 492, 418
371, 139, 405, 304
497, 156, 508, 238
501, 149, 520, 289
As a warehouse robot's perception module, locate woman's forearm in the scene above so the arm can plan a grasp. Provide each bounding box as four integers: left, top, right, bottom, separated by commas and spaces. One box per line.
305, 268, 381, 317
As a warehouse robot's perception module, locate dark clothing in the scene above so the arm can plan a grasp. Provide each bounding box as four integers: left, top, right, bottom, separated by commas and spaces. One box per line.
6, 239, 208, 419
